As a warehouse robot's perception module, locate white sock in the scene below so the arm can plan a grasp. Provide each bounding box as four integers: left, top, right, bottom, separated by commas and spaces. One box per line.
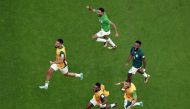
110, 103, 116, 108
133, 102, 141, 106
75, 73, 80, 77
45, 81, 49, 87
96, 38, 107, 42
107, 38, 116, 47
143, 72, 148, 78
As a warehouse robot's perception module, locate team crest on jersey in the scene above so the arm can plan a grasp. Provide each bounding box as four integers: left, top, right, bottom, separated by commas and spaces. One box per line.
136, 54, 138, 58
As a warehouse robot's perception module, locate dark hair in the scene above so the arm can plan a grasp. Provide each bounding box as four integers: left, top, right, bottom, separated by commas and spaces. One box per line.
125, 79, 131, 83
95, 82, 101, 88
135, 40, 142, 45
98, 8, 105, 12
57, 39, 64, 44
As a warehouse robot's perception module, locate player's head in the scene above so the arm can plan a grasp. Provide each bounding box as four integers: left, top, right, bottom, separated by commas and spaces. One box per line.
134, 40, 142, 50
93, 82, 101, 92
124, 80, 131, 89
98, 7, 105, 16
55, 39, 64, 48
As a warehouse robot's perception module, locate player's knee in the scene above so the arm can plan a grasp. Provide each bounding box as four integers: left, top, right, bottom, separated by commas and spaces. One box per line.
92, 35, 97, 39
64, 73, 69, 76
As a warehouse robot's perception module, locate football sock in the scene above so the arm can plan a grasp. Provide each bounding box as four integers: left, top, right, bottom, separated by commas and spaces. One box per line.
143, 72, 148, 78
75, 73, 81, 77
45, 81, 49, 87
110, 103, 116, 108
133, 102, 141, 106
107, 38, 116, 47
96, 38, 107, 42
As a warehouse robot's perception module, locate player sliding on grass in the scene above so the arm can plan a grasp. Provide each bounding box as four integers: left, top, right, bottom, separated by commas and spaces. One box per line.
86, 5, 119, 49
115, 80, 143, 109
86, 82, 117, 109
126, 40, 150, 83
39, 39, 83, 90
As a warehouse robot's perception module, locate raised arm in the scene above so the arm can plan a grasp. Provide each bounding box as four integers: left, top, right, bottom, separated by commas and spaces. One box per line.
115, 81, 124, 86
86, 5, 96, 12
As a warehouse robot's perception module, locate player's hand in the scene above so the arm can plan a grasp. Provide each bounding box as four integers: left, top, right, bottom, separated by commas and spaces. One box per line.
86, 5, 90, 9
125, 63, 129, 67
115, 32, 119, 37
49, 61, 54, 64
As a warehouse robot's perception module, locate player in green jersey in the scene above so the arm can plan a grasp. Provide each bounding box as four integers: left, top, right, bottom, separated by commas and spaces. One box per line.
126, 40, 150, 84
86, 5, 119, 49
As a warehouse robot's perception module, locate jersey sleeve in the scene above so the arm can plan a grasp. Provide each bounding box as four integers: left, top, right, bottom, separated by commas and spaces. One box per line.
140, 51, 145, 59
60, 51, 65, 59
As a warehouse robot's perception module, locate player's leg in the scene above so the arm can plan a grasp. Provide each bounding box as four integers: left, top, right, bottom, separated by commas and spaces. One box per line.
133, 101, 143, 107
101, 31, 117, 49
127, 66, 138, 82
86, 98, 97, 109
86, 102, 94, 109
124, 100, 132, 109
60, 66, 83, 80
104, 103, 117, 109
39, 64, 57, 89
92, 30, 107, 43
106, 37, 117, 49
137, 68, 150, 83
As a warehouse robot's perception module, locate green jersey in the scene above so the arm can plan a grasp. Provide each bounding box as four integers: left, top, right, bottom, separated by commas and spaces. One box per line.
97, 11, 111, 32
130, 47, 145, 68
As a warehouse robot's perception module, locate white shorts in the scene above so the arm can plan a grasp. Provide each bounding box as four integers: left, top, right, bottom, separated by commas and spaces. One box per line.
128, 66, 140, 74
51, 64, 68, 74
96, 29, 111, 37
124, 100, 132, 109
90, 98, 98, 106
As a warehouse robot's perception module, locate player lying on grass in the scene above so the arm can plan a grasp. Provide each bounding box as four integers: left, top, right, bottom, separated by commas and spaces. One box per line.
115, 80, 143, 109
86, 82, 117, 109
126, 40, 150, 83
39, 39, 83, 90
86, 5, 119, 49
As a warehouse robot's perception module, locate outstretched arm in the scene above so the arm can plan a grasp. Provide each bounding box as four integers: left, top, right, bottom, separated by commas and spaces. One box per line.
110, 21, 119, 37
86, 5, 96, 12
115, 81, 124, 86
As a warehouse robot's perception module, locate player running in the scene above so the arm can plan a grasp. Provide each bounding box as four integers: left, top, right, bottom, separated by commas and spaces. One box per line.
126, 40, 150, 83
115, 80, 143, 109
86, 82, 117, 109
39, 39, 83, 90
86, 5, 119, 49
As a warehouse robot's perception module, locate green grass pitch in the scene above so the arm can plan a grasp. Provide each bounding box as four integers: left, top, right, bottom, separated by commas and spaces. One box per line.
0, 0, 190, 109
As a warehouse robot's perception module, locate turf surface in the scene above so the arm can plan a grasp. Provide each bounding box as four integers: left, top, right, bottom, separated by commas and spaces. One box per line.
0, 0, 190, 109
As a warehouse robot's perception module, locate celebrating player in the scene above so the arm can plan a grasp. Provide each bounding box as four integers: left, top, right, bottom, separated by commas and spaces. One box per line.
126, 40, 150, 83
86, 5, 119, 49
39, 39, 83, 90
115, 80, 143, 109
86, 82, 117, 109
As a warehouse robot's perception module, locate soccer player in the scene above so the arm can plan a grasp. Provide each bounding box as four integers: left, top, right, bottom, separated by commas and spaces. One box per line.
86, 5, 119, 49
39, 39, 83, 90
126, 40, 150, 83
115, 80, 143, 109
86, 82, 117, 109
